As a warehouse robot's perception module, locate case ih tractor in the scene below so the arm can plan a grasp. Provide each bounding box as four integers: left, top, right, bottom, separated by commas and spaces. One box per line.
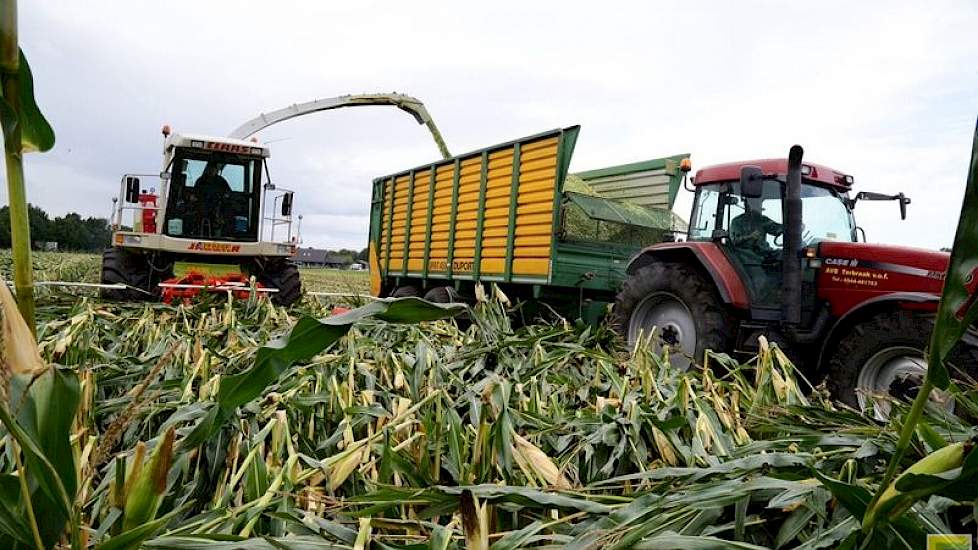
614, 145, 977, 416
102, 93, 451, 306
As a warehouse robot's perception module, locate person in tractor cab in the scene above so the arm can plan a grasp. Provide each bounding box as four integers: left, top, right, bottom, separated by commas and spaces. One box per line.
729, 196, 783, 261
194, 163, 232, 236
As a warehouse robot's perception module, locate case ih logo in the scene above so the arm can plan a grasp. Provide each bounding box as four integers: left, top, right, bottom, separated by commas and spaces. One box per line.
825, 257, 858, 267
187, 242, 241, 253
204, 142, 254, 154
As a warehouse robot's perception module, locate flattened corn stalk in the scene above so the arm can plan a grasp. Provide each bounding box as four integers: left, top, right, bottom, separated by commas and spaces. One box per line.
0, 283, 975, 548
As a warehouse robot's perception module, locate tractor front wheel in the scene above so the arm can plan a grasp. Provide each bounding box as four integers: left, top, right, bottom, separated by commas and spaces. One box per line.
825, 310, 978, 418
613, 262, 732, 369
100, 247, 159, 301
255, 258, 302, 306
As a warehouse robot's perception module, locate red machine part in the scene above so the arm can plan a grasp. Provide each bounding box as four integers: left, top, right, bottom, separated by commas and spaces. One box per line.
139, 191, 158, 233
160, 271, 266, 304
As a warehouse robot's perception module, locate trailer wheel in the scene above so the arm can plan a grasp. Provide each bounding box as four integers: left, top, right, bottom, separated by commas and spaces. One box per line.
257, 259, 302, 306
613, 262, 732, 369
825, 310, 978, 418
423, 286, 460, 303
100, 247, 154, 301
391, 285, 420, 298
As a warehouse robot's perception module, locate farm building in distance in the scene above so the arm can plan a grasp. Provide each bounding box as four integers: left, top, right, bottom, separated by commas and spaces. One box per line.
292, 247, 353, 268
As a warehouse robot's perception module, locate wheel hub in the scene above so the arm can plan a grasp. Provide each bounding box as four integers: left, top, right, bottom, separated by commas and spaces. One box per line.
628, 292, 696, 370
856, 346, 953, 419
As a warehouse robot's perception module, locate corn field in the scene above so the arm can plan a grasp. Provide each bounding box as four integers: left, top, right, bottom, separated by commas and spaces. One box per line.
0, 275, 974, 550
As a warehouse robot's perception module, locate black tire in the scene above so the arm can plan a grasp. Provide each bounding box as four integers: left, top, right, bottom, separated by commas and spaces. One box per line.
391, 285, 420, 298
825, 310, 978, 415
423, 286, 460, 303
256, 258, 302, 306
613, 262, 732, 368
100, 247, 154, 301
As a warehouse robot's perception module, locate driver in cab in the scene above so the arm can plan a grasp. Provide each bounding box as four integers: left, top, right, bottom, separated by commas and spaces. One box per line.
729, 196, 783, 261
194, 163, 232, 235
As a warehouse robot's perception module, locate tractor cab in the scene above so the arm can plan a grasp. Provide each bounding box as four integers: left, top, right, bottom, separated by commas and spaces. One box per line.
687, 160, 862, 321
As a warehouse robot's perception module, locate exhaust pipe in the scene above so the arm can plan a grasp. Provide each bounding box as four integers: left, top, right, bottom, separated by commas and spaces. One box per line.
783, 145, 804, 327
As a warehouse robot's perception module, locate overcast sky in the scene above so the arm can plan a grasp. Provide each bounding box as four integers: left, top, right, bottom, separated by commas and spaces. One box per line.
9, 1, 978, 250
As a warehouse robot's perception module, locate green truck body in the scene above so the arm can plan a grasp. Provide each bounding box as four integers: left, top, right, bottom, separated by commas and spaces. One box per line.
367, 126, 688, 320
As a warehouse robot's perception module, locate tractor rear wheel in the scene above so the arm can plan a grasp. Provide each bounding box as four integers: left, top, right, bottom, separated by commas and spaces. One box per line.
825, 310, 978, 418
613, 262, 732, 369
391, 285, 420, 298
423, 286, 460, 303
256, 258, 302, 306
100, 247, 156, 301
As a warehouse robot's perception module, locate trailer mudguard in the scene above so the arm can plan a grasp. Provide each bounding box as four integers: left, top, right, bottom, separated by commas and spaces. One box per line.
625, 241, 750, 310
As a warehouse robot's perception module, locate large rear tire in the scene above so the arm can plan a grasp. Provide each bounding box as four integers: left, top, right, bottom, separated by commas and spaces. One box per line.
256, 258, 302, 306
613, 262, 732, 369
100, 248, 155, 301
391, 285, 421, 298
825, 310, 978, 418
423, 286, 459, 303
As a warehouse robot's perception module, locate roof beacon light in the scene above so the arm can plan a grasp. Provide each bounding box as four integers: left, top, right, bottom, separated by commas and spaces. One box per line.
679, 158, 692, 172
161, 124, 171, 137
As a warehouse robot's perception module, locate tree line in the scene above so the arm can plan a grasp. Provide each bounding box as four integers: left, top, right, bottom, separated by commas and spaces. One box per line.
0, 204, 112, 252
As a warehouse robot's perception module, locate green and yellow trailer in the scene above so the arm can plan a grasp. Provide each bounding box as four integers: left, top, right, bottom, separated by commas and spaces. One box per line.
367, 126, 689, 321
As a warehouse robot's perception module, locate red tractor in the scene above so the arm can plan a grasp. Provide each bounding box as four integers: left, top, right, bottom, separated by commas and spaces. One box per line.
614, 145, 977, 416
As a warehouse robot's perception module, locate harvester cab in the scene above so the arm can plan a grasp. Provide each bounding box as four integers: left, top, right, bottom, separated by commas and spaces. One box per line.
617, 146, 977, 417
105, 128, 300, 304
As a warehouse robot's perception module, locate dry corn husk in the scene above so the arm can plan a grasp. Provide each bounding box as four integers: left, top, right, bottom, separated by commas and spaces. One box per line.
0, 282, 45, 376
512, 432, 570, 489
652, 425, 679, 466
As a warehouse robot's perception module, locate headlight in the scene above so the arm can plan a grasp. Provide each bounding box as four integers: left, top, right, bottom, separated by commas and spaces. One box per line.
123, 235, 143, 245
276, 244, 291, 255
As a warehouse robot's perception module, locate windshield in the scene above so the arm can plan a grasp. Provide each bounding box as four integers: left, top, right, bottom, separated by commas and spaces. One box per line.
689, 181, 855, 244
163, 149, 263, 241
799, 184, 856, 243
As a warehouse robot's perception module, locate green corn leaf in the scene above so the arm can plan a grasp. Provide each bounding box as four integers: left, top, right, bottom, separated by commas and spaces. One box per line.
928, 118, 978, 389
181, 297, 463, 449
0, 474, 33, 547
95, 507, 185, 550
0, 50, 55, 153
0, 375, 76, 546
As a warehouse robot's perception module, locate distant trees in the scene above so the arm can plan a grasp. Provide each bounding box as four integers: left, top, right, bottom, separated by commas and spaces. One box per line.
0, 204, 111, 251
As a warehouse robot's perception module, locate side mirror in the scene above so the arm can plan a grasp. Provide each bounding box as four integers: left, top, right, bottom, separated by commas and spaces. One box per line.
852, 191, 911, 220
898, 192, 910, 220
281, 192, 294, 217
125, 176, 140, 203
739, 165, 764, 198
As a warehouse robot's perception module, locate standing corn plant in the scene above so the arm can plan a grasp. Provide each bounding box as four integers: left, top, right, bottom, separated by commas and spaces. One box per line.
862, 119, 978, 534
0, 0, 56, 332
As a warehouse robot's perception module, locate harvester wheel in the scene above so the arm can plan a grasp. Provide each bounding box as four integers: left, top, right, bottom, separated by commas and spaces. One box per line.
391, 285, 420, 298
423, 286, 460, 303
257, 258, 301, 306
613, 262, 732, 369
100, 247, 155, 301
825, 310, 978, 418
